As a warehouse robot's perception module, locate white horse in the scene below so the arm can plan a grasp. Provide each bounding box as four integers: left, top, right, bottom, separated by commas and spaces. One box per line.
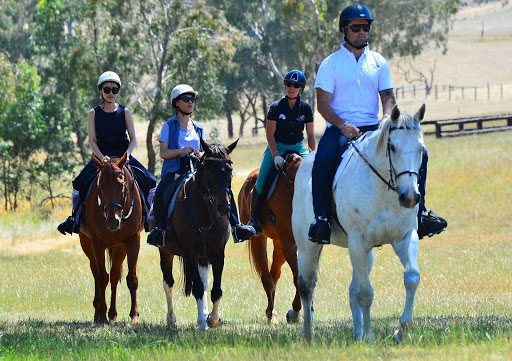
292, 104, 425, 343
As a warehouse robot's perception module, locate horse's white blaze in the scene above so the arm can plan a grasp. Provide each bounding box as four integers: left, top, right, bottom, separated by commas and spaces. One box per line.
292, 104, 425, 343
163, 281, 177, 327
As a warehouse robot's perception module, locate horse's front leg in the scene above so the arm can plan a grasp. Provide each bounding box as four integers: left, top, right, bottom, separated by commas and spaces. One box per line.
348, 239, 374, 343
191, 262, 208, 330
349, 248, 374, 342
124, 234, 140, 323
108, 245, 127, 321
91, 241, 109, 324
208, 249, 224, 328
159, 249, 176, 327
392, 232, 420, 344
297, 241, 322, 342
198, 262, 211, 324
79, 234, 101, 322
281, 236, 301, 324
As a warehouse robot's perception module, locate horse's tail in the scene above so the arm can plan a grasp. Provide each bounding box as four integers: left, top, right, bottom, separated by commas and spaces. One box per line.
181, 256, 194, 297
248, 236, 269, 280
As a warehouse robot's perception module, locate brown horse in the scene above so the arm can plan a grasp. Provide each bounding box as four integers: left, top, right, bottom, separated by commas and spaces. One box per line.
79, 153, 143, 324
158, 138, 236, 330
238, 152, 304, 324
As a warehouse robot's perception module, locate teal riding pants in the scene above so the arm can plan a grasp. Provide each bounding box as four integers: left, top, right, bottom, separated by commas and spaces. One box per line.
254, 141, 310, 195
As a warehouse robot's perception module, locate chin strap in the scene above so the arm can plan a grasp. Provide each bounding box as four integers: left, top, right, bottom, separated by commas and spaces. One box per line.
177, 108, 193, 116
102, 96, 113, 104
344, 36, 368, 50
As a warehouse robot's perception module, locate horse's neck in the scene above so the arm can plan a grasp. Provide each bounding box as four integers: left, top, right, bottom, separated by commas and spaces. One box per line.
357, 130, 388, 172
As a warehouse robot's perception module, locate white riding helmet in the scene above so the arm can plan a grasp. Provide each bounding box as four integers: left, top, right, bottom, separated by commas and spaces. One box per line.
97, 71, 121, 89
170, 84, 198, 107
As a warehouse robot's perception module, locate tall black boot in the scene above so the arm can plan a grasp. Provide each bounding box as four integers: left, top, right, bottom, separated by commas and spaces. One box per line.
247, 192, 265, 236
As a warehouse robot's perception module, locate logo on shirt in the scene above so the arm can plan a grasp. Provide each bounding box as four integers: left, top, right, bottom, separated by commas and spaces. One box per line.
279, 114, 286, 120
296, 115, 305, 122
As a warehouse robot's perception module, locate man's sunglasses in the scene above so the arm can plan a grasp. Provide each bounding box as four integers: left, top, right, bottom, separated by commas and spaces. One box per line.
180, 96, 196, 103
285, 82, 302, 88
345, 24, 371, 33
102, 86, 120, 94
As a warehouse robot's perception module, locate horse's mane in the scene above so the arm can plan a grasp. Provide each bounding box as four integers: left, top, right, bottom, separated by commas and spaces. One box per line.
376, 112, 422, 153
206, 143, 230, 159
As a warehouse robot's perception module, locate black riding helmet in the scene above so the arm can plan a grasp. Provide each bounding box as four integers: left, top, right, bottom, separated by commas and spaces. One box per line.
284, 70, 307, 87
338, 3, 373, 32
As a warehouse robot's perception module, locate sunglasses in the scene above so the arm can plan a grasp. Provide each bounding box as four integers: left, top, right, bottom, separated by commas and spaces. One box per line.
345, 24, 371, 33
180, 96, 196, 103
285, 82, 301, 89
102, 86, 120, 94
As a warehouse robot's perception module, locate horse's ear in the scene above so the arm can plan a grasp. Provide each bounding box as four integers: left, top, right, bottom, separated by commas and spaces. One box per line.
118, 152, 128, 169
200, 138, 211, 156
414, 103, 426, 124
92, 155, 104, 171
226, 139, 238, 154
390, 104, 400, 123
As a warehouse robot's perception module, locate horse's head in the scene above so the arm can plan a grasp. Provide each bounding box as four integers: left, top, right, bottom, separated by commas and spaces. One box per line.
378, 104, 425, 209
196, 138, 237, 217
92, 153, 130, 230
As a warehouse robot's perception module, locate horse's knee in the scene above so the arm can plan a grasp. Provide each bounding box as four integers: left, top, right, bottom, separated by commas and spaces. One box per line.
356, 286, 373, 309
298, 275, 315, 300
126, 274, 138, 289
404, 270, 420, 290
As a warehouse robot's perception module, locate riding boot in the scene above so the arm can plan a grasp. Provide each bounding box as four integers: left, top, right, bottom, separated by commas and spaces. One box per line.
58, 189, 80, 235
147, 228, 164, 247
247, 192, 265, 236
308, 216, 331, 245
229, 190, 256, 243
417, 208, 447, 239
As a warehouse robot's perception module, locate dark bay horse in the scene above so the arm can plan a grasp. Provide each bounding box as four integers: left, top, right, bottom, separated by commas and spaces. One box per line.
79, 153, 143, 324
238, 153, 304, 324
158, 139, 237, 330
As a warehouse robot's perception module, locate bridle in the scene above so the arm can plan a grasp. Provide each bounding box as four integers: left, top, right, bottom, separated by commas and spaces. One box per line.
97, 168, 135, 219
184, 155, 233, 233
349, 127, 420, 194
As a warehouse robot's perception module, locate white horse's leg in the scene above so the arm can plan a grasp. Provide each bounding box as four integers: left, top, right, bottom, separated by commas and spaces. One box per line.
348, 240, 374, 342
196, 264, 210, 330
392, 233, 420, 344
349, 248, 374, 341
163, 280, 177, 327
298, 241, 323, 343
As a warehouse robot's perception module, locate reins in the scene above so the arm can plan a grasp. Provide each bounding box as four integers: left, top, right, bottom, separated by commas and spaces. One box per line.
348, 127, 419, 193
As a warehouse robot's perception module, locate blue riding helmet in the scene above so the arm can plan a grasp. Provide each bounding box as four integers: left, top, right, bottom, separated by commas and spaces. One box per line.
284, 70, 307, 87
339, 3, 373, 33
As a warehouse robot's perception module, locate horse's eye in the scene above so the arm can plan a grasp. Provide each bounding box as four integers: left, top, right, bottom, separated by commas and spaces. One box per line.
389, 144, 396, 152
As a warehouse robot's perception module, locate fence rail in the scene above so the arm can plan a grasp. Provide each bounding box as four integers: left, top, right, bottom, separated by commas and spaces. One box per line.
422, 113, 512, 138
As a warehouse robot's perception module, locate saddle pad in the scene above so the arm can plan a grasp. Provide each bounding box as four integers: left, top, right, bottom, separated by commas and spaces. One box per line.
167, 173, 194, 220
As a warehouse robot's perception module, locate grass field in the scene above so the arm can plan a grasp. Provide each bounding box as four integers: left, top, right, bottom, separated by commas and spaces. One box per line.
1, 129, 512, 360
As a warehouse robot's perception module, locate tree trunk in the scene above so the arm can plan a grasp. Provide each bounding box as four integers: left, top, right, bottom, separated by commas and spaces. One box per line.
226, 109, 234, 138
69, 90, 88, 165
261, 93, 268, 128
239, 111, 247, 137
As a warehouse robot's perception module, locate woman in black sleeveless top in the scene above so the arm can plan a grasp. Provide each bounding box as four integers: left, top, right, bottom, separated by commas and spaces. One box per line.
58, 71, 157, 235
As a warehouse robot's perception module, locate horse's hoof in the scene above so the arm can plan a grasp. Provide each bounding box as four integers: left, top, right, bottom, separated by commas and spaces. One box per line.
270, 310, 279, 326
198, 321, 209, 331
286, 309, 300, 323
207, 314, 223, 328
167, 313, 177, 328
393, 329, 403, 344
131, 316, 140, 324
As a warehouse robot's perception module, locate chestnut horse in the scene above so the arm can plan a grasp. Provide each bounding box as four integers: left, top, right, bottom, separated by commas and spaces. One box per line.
79, 153, 143, 324
238, 152, 304, 324
158, 139, 237, 330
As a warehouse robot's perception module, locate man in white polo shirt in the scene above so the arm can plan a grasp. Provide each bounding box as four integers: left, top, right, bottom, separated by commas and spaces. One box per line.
308, 3, 447, 244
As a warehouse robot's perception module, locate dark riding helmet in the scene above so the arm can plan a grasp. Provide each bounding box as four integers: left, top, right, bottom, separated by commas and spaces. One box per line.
339, 3, 373, 33
284, 70, 307, 87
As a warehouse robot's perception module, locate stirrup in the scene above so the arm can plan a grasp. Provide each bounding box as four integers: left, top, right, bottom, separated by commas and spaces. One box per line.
419, 209, 447, 239
308, 217, 331, 245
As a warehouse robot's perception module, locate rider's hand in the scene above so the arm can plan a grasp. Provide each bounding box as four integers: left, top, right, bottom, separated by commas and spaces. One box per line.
181, 146, 194, 156
101, 155, 110, 163
341, 122, 359, 139
274, 155, 285, 170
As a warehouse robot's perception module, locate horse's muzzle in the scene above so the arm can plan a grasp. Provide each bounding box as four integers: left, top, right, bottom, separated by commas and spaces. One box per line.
105, 213, 121, 231
399, 191, 420, 209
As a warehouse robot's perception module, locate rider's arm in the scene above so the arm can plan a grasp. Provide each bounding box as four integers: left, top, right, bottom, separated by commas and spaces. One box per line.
266, 119, 280, 158
87, 108, 106, 161
379, 88, 396, 122
305, 122, 316, 151
159, 141, 190, 160
124, 107, 137, 156
316, 88, 359, 137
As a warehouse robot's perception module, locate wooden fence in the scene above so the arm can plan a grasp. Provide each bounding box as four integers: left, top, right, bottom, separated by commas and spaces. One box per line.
422, 113, 512, 138
394, 83, 506, 101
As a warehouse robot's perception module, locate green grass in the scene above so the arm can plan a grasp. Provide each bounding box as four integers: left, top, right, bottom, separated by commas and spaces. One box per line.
1, 131, 512, 360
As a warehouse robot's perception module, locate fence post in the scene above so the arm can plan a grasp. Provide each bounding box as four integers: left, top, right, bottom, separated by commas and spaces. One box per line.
507, 117, 512, 127
435, 123, 442, 138
477, 119, 483, 130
